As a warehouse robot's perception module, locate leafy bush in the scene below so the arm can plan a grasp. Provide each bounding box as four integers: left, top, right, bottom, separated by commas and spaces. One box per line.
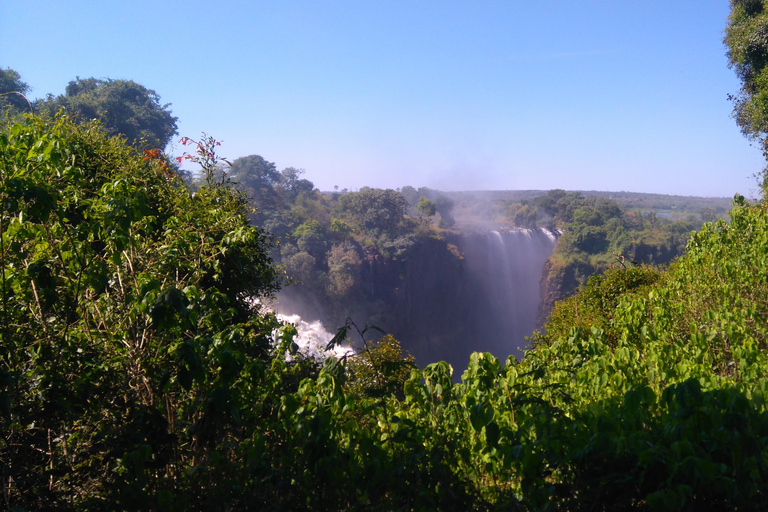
0, 116, 282, 509
345, 334, 415, 399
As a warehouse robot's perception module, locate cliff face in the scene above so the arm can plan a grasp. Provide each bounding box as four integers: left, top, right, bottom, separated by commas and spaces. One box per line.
536, 256, 593, 329
537, 258, 560, 329
535, 238, 689, 330
277, 235, 468, 367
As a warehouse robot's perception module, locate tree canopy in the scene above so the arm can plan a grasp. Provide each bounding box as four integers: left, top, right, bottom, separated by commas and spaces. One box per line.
0, 67, 31, 116
338, 187, 409, 236
36, 77, 178, 150
416, 196, 436, 218
725, 0, 768, 188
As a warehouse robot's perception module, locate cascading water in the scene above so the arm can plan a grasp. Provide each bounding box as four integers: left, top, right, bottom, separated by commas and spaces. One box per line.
453, 228, 557, 365
275, 313, 355, 360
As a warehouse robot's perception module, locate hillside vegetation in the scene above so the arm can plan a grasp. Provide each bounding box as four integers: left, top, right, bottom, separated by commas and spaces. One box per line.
2, 67, 716, 362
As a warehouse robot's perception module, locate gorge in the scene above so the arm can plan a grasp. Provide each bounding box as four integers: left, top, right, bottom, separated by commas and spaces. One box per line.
268, 187, 721, 376
277, 227, 559, 374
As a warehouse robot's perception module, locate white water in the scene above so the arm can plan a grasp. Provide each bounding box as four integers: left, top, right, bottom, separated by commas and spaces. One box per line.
276, 313, 356, 360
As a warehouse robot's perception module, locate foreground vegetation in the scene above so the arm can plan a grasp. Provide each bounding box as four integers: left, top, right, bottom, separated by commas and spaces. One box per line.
3, 113, 768, 511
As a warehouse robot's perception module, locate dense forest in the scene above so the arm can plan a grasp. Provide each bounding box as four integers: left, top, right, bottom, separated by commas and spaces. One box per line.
4, 1, 768, 509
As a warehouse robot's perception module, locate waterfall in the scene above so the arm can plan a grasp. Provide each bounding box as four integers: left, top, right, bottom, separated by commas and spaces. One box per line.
455, 228, 557, 363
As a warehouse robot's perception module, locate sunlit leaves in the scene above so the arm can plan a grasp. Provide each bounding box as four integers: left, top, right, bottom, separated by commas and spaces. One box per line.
0, 116, 283, 509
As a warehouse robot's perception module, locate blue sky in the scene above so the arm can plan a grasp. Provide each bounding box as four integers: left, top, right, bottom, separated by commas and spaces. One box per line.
3, 1, 763, 197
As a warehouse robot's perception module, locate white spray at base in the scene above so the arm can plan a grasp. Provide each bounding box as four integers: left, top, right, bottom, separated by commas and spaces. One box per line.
275, 313, 356, 361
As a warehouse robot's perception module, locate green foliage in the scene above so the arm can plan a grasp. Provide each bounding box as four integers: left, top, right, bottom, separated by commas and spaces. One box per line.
338, 187, 409, 237
279, 166, 314, 202
435, 195, 457, 228
538, 189, 700, 319
9, 20, 768, 505
293, 219, 328, 259
516, 197, 768, 508
36, 77, 178, 150
345, 334, 415, 399
565, 224, 609, 253
0, 115, 283, 509
725, 0, 768, 190
0, 67, 32, 120
241, 176, 704, 352
533, 265, 663, 348
436, 188, 729, 230
228, 154, 280, 205
416, 196, 436, 219
497, 199, 539, 228
329, 218, 352, 240
6, 115, 768, 509
326, 242, 362, 299
572, 206, 603, 226
264, 183, 456, 332
399, 185, 421, 206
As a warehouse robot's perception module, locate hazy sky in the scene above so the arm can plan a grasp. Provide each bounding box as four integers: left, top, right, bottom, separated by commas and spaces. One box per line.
3, 1, 764, 197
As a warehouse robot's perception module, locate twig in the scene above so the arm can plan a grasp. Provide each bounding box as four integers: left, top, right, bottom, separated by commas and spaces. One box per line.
0, 91, 34, 115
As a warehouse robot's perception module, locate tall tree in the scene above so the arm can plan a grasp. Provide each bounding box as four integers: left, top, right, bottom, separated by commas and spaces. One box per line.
435, 194, 456, 228
416, 196, 436, 219
279, 166, 315, 202
725, 0, 768, 188
0, 67, 31, 117
229, 154, 283, 213
37, 77, 178, 149
338, 187, 409, 236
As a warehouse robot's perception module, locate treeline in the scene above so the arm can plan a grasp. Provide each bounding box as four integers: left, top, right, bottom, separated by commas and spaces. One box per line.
442, 189, 731, 224
219, 165, 468, 355
517, 190, 704, 322
4, 113, 768, 511
1, 68, 177, 151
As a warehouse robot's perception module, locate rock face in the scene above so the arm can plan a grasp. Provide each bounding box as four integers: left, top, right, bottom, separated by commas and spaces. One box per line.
535, 238, 685, 329
536, 256, 592, 329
